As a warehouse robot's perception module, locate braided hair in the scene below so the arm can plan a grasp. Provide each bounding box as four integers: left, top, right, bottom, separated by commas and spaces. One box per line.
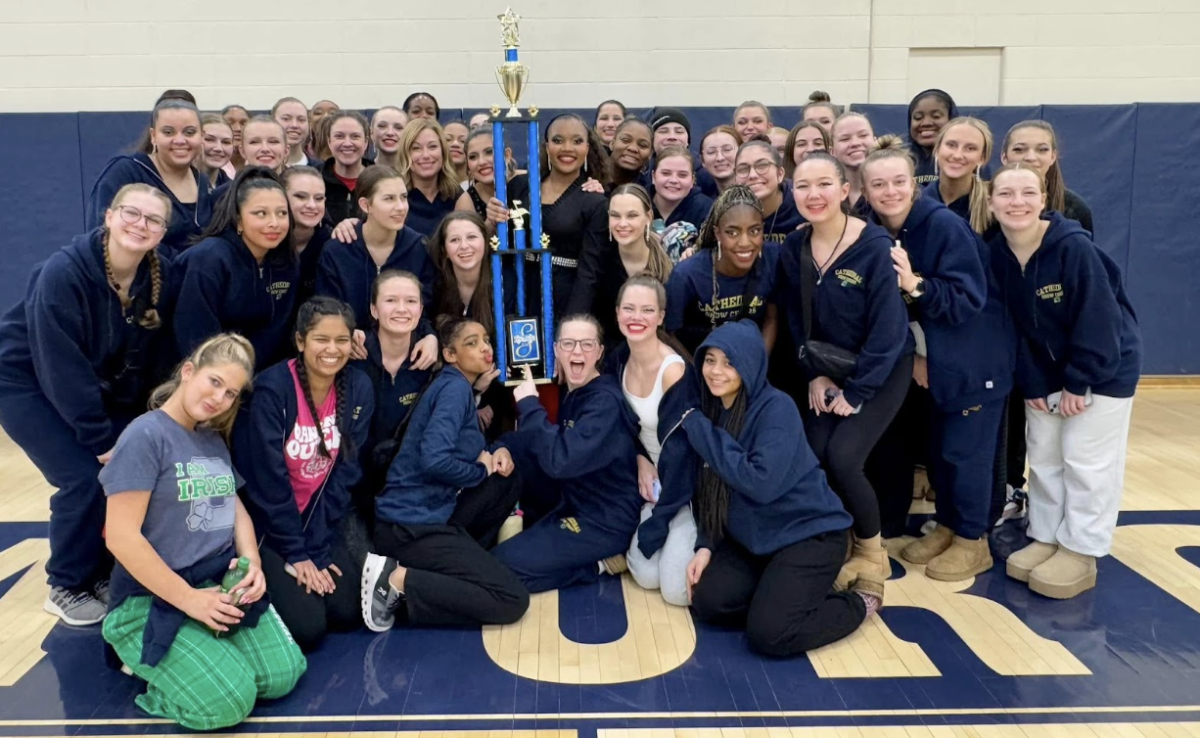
104, 183, 170, 329
694, 359, 749, 543
695, 185, 764, 327
293, 296, 357, 458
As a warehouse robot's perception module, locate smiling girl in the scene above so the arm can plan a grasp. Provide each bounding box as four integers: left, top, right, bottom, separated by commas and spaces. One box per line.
197, 114, 234, 189
1000, 120, 1093, 235
784, 121, 831, 179
927, 117, 993, 234
609, 118, 655, 188
174, 167, 298, 373
273, 97, 319, 169
682, 321, 880, 657
239, 116, 289, 176
233, 297, 374, 651
362, 318, 528, 631
778, 153, 911, 588
665, 185, 779, 355
831, 112, 876, 219
321, 111, 372, 225
99, 333, 306, 730
905, 89, 959, 186
652, 146, 713, 251
370, 106, 408, 172
988, 164, 1141, 600
443, 120, 470, 186
282, 166, 330, 306
0, 184, 175, 626
734, 139, 804, 242
699, 125, 743, 197
88, 99, 214, 257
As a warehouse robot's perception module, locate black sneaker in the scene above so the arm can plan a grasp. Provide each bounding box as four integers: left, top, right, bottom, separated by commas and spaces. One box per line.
361, 553, 403, 633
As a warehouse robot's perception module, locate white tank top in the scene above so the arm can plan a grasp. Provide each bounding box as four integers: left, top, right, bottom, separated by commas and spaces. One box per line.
622, 354, 685, 467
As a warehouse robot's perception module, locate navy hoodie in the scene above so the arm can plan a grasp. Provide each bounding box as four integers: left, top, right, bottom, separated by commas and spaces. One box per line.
923, 178, 971, 222
905, 89, 960, 185
376, 364, 494, 526
353, 331, 433, 478
604, 343, 703, 558
763, 188, 806, 243
296, 223, 333, 306
501, 375, 643, 536
989, 212, 1141, 399
233, 360, 374, 569
313, 222, 434, 330
86, 153, 214, 258
666, 242, 780, 355
405, 187, 459, 238
652, 186, 714, 232
882, 196, 1015, 409
683, 321, 852, 555
778, 223, 909, 407
0, 229, 177, 455
173, 228, 298, 372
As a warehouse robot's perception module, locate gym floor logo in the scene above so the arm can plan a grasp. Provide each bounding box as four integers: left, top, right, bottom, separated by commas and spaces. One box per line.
1, 511, 1199, 731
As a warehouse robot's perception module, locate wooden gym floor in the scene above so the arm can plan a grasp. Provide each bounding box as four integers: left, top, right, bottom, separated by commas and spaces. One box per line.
0, 388, 1198, 737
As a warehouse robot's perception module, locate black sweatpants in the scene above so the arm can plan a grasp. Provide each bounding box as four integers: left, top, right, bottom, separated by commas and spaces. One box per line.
259, 513, 369, 651
690, 529, 866, 657
374, 473, 529, 626
868, 381, 931, 538
805, 353, 914, 539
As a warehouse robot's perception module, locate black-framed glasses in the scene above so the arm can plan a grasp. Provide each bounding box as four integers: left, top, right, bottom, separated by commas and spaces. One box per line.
556, 338, 600, 352
734, 160, 779, 178
116, 205, 168, 233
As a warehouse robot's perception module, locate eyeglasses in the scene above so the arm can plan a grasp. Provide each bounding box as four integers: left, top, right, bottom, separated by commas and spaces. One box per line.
556, 338, 600, 352
703, 145, 736, 158
734, 160, 779, 178
115, 206, 167, 233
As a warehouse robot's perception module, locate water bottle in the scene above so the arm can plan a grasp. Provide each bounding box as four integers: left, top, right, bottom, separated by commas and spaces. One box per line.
213, 556, 251, 638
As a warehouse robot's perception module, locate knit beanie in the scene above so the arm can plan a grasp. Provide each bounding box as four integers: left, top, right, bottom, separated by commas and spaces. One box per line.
650, 108, 692, 140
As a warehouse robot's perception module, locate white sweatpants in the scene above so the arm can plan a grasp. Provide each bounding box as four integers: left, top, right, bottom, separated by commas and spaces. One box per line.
1025, 394, 1134, 557
627, 503, 697, 606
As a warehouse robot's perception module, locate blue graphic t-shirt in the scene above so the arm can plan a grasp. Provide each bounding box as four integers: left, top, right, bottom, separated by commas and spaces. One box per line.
99, 409, 245, 572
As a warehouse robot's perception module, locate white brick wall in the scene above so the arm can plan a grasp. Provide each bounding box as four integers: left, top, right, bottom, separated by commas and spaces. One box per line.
0, 1, 1198, 112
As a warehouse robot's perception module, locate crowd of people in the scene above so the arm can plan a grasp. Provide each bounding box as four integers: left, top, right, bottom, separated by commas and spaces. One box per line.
0, 86, 1142, 730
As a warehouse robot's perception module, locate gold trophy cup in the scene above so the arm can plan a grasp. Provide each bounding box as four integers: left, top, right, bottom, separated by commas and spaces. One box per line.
495, 7, 529, 118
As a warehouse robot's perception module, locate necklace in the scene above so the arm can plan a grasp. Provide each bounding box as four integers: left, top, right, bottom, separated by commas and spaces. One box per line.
813, 215, 850, 285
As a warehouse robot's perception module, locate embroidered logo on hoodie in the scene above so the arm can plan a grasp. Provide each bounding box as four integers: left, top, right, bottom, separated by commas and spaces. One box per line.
1037, 283, 1064, 304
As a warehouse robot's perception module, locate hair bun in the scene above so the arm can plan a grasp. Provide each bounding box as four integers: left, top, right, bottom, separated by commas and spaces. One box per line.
871, 134, 907, 153
808, 90, 831, 103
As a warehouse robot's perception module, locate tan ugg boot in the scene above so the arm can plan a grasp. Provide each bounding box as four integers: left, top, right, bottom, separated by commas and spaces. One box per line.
1005, 541, 1058, 582
925, 536, 994, 582
835, 534, 891, 590
1028, 547, 1096, 599
913, 467, 931, 500
900, 523, 954, 564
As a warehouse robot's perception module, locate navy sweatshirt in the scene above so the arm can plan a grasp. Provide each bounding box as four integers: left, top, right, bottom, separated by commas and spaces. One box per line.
313, 222, 434, 330
989, 212, 1141, 399
86, 153, 214, 258
778, 223, 909, 408
377, 365, 493, 526
604, 343, 703, 558
173, 228, 298, 372
501, 375, 643, 535
296, 223, 333, 307
405, 186, 458, 238
905, 89, 960, 185
353, 331, 433, 479
762, 188, 806, 243
684, 321, 852, 555
882, 196, 1015, 409
232, 360, 374, 569
0, 229, 177, 455
652, 186, 714, 231
666, 242, 779, 355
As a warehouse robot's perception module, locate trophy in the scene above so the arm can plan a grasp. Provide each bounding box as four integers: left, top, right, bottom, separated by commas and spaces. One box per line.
489, 7, 554, 385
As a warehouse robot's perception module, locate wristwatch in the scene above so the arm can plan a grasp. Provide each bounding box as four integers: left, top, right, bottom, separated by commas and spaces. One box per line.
908, 277, 925, 298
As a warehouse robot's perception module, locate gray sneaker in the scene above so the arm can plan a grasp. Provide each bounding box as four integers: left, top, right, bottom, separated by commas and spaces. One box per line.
93, 579, 111, 606
361, 553, 403, 633
44, 586, 107, 626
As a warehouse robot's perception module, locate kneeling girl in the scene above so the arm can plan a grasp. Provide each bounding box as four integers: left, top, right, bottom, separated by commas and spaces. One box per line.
100, 335, 306, 731
683, 321, 882, 657
491, 315, 645, 592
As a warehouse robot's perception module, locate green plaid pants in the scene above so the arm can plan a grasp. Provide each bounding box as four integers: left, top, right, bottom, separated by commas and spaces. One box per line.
103, 594, 307, 730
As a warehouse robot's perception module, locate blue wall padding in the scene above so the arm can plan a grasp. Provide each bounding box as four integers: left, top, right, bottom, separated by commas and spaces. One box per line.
0, 104, 1193, 374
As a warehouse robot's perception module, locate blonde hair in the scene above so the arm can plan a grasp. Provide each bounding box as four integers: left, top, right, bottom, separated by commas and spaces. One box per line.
149, 333, 256, 439
988, 161, 1047, 196
933, 117, 993, 234
863, 134, 916, 177
609, 183, 673, 283
105, 184, 170, 329
396, 118, 462, 201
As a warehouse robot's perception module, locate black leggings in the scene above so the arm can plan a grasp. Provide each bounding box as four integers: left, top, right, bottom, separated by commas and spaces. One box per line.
805, 353, 914, 539
374, 473, 529, 627
260, 512, 370, 651
690, 529, 866, 656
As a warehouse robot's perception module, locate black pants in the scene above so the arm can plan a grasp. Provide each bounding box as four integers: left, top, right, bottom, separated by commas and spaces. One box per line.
868, 380, 931, 538
805, 353, 914, 539
260, 513, 370, 651
690, 529, 866, 657
1005, 391, 1027, 489
374, 473, 529, 626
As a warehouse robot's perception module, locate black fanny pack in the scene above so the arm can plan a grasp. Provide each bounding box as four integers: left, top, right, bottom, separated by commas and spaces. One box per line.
798, 230, 858, 383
